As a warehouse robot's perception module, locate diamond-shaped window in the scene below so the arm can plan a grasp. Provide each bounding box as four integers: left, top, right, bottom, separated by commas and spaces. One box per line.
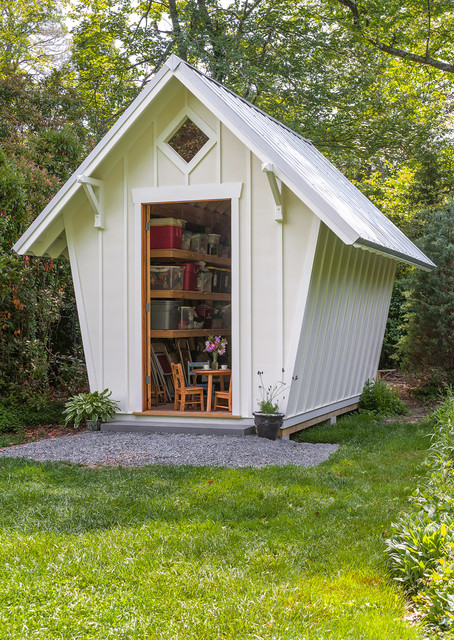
167, 118, 209, 163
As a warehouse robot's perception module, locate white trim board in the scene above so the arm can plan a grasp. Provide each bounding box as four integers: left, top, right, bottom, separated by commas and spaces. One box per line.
134, 182, 242, 414
132, 182, 243, 204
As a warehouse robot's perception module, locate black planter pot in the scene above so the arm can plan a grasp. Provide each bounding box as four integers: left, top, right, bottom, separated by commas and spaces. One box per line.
86, 419, 101, 431
253, 412, 284, 440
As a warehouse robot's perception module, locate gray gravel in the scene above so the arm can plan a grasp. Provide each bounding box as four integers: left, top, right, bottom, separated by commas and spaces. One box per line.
0, 432, 338, 468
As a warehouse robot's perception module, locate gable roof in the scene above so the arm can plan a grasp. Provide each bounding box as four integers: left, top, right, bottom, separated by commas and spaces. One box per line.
14, 54, 434, 270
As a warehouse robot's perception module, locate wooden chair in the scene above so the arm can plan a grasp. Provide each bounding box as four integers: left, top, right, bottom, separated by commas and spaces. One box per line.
213, 376, 232, 412
187, 361, 210, 388
171, 363, 204, 411
150, 383, 166, 407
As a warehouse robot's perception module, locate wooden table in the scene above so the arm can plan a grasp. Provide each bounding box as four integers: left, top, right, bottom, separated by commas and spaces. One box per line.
194, 368, 231, 412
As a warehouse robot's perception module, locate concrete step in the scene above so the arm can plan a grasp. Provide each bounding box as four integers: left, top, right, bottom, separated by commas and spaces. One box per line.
102, 421, 256, 436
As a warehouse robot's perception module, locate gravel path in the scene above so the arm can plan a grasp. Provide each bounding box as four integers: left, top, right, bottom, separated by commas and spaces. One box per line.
0, 432, 338, 468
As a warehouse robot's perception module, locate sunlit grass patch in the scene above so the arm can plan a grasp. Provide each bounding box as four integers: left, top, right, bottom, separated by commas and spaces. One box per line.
0, 413, 432, 639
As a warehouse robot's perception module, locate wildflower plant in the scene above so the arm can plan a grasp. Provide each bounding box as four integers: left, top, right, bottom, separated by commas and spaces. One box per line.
256, 369, 297, 414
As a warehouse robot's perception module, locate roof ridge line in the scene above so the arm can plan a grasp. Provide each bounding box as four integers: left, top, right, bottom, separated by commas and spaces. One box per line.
171, 57, 315, 148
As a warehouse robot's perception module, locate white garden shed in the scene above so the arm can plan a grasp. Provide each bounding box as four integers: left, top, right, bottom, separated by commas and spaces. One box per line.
14, 55, 434, 436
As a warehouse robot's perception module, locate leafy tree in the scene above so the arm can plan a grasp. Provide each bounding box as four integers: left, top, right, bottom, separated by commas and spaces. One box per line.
0, 0, 69, 77
398, 201, 454, 382
67, 0, 453, 176
0, 72, 88, 405
326, 0, 454, 74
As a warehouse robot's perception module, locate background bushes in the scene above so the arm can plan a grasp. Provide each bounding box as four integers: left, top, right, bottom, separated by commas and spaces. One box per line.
359, 378, 407, 417
386, 391, 454, 634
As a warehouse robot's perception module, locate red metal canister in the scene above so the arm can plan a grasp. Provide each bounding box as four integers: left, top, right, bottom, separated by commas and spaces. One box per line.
182, 263, 200, 291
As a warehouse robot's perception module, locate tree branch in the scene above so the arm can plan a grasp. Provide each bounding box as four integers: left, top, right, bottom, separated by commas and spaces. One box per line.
426, 0, 431, 59
336, 0, 454, 73
370, 39, 454, 73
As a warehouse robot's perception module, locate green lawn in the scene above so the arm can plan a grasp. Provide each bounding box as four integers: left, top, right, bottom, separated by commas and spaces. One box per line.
0, 413, 432, 639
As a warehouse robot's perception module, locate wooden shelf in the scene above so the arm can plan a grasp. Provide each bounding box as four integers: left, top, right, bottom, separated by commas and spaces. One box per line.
150, 328, 231, 338
149, 290, 230, 301
149, 248, 231, 267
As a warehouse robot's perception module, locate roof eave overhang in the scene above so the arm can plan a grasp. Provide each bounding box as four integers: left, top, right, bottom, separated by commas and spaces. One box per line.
13, 63, 175, 256
354, 238, 436, 271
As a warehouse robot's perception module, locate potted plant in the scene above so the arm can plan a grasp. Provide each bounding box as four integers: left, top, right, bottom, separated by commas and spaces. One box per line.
63, 389, 119, 431
253, 370, 296, 440
203, 335, 228, 370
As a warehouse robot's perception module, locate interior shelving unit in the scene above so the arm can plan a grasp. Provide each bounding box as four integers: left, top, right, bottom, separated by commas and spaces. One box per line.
148, 250, 231, 307
142, 200, 232, 411
149, 248, 230, 267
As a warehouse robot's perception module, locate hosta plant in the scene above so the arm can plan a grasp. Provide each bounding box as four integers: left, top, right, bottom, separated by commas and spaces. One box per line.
63, 389, 119, 428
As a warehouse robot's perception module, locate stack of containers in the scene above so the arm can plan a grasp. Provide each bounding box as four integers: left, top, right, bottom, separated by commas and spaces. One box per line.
150, 265, 184, 290
207, 233, 221, 256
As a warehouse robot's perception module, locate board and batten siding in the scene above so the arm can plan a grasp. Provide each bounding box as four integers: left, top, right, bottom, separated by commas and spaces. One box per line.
285, 224, 396, 422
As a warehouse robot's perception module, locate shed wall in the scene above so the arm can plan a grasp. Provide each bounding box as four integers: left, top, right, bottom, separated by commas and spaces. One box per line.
66, 80, 319, 418
64, 78, 387, 423
286, 224, 396, 419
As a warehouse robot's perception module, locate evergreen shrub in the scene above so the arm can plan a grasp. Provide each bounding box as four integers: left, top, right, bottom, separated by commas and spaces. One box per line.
398, 201, 454, 384
0, 400, 65, 433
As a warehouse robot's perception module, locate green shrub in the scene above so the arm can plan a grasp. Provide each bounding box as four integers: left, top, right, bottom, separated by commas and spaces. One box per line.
398, 201, 454, 383
411, 383, 442, 403
20, 401, 65, 427
0, 403, 26, 434
386, 390, 454, 634
0, 399, 65, 433
359, 378, 407, 416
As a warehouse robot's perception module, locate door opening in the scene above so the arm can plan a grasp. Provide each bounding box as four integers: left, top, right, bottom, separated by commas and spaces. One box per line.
142, 199, 232, 415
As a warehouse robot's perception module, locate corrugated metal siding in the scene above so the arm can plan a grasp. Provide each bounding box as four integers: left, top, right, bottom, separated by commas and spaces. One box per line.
286, 225, 396, 417
181, 63, 434, 269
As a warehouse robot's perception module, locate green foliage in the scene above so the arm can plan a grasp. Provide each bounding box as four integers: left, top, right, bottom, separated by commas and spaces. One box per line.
386, 391, 454, 633
0, 72, 88, 404
380, 272, 408, 369
0, 400, 65, 433
0, 403, 27, 434
0, 0, 67, 77
411, 384, 442, 403
398, 201, 454, 383
359, 378, 407, 416
322, 0, 454, 75
63, 389, 119, 428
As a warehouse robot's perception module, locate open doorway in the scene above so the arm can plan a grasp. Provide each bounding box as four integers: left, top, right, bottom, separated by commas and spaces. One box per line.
142, 200, 232, 414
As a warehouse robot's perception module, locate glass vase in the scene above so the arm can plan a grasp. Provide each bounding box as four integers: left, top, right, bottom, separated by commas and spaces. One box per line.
211, 351, 219, 370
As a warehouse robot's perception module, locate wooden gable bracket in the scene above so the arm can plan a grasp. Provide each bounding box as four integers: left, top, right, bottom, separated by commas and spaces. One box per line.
77, 175, 105, 229
262, 163, 283, 222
